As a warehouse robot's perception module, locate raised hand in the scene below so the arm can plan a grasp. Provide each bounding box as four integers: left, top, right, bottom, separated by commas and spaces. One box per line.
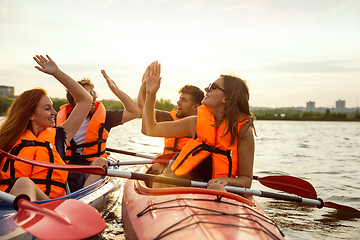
101, 69, 118, 92
33, 55, 59, 75
145, 60, 161, 95
142, 65, 150, 85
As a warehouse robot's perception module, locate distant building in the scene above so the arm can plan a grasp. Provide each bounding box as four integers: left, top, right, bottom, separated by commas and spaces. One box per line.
0, 85, 15, 98
335, 99, 346, 113
306, 101, 316, 112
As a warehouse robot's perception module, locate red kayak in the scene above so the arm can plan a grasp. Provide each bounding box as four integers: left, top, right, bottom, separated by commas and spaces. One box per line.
122, 165, 285, 240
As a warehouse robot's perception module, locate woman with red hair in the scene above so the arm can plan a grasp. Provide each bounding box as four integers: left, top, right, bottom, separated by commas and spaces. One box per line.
0, 55, 92, 201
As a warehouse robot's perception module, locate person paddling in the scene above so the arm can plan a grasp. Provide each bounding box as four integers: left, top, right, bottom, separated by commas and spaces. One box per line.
0, 55, 92, 201
141, 61, 256, 191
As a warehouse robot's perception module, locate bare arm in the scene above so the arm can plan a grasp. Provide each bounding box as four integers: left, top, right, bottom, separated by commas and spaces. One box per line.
101, 70, 141, 123
136, 65, 149, 111
33, 55, 92, 145
139, 64, 172, 122
207, 126, 255, 189
141, 61, 196, 138
234, 126, 255, 188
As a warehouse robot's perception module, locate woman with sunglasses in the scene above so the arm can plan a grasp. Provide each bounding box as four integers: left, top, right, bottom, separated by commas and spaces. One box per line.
142, 61, 256, 191
0, 55, 92, 201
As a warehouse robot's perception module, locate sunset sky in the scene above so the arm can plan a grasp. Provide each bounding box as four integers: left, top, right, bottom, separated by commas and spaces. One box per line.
1, 0, 359, 108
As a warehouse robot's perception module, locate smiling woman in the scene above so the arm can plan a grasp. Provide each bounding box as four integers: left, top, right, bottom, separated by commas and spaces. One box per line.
141, 61, 256, 191
0, 55, 92, 201
29, 92, 58, 135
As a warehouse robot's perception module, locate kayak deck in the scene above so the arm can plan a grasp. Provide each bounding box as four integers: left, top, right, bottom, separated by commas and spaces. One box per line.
122, 165, 285, 240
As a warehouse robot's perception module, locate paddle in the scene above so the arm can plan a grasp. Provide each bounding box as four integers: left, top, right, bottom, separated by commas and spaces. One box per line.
107, 151, 177, 166
0, 191, 106, 240
253, 175, 317, 199
106, 149, 317, 199
2, 149, 358, 213
106, 147, 159, 159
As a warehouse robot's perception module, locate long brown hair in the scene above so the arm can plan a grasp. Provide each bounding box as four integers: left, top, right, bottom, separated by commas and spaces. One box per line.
219, 74, 256, 145
0, 88, 47, 152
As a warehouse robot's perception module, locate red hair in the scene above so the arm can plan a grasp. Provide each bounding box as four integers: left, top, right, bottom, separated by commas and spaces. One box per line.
0, 88, 47, 152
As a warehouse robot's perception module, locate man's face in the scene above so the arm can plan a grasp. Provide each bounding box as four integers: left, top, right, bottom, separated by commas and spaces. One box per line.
84, 85, 97, 116
175, 93, 198, 118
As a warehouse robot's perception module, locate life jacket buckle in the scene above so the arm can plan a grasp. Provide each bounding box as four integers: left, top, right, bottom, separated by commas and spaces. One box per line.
25, 140, 36, 147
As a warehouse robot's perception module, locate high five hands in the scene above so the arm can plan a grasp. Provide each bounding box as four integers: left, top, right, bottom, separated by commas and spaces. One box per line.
144, 61, 161, 95
101, 69, 118, 92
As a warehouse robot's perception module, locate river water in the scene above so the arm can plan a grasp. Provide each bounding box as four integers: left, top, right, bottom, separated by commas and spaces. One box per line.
101, 119, 360, 240
1, 117, 359, 239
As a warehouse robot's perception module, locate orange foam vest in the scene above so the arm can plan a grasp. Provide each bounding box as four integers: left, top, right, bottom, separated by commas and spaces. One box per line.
171, 105, 249, 179
0, 128, 68, 198
163, 109, 192, 154
56, 102, 108, 163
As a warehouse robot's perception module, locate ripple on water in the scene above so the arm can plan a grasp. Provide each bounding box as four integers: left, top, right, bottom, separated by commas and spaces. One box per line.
100, 119, 360, 240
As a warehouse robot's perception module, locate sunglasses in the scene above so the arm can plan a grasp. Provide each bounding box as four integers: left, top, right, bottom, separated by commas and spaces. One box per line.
87, 89, 97, 97
205, 82, 225, 93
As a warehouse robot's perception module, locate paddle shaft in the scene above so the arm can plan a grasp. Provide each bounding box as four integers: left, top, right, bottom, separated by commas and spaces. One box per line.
0, 190, 16, 203
3, 149, 359, 213
106, 169, 324, 208
106, 148, 154, 159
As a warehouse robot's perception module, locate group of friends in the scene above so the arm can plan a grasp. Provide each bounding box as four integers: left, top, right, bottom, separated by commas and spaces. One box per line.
0, 55, 256, 201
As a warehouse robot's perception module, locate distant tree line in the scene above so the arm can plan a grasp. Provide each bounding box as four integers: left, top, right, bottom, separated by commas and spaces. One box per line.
253, 108, 360, 121
1, 97, 359, 121
0, 97, 176, 116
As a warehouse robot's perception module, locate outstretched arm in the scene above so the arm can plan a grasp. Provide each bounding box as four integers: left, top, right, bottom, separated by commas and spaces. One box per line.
33, 55, 92, 145
141, 61, 195, 138
138, 63, 171, 122
137, 65, 149, 111
101, 69, 141, 124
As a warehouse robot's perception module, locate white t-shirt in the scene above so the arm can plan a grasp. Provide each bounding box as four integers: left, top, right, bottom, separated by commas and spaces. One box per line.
72, 118, 91, 154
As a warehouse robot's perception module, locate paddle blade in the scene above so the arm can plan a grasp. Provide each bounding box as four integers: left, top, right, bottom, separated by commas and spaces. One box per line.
324, 201, 360, 213
254, 175, 317, 199
14, 198, 106, 240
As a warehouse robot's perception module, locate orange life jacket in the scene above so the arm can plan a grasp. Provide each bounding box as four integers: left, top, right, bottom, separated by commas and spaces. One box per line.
56, 102, 108, 164
171, 105, 249, 179
163, 109, 192, 154
0, 128, 68, 199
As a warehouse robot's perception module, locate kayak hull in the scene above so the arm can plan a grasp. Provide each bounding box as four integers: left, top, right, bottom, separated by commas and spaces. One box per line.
0, 166, 122, 240
122, 165, 285, 240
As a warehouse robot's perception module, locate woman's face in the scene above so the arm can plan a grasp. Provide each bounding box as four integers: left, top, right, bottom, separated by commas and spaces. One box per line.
202, 77, 226, 109
30, 95, 57, 129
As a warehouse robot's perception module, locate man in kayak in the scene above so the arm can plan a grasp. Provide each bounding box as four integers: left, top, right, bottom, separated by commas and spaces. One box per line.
137, 63, 204, 174
141, 61, 255, 191
0, 55, 92, 201
56, 70, 141, 192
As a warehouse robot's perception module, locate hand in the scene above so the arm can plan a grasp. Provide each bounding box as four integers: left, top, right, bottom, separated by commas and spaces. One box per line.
33, 55, 59, 75
145, 60, 161, 95
142, 65, 150, 85
207, 177, 228, 192
101, 69, 118, 92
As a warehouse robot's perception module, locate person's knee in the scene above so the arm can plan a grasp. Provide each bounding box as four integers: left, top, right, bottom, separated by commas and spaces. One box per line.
13, 177, 35, 189
90, 157, 108, 167
11, 177, 36, 195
